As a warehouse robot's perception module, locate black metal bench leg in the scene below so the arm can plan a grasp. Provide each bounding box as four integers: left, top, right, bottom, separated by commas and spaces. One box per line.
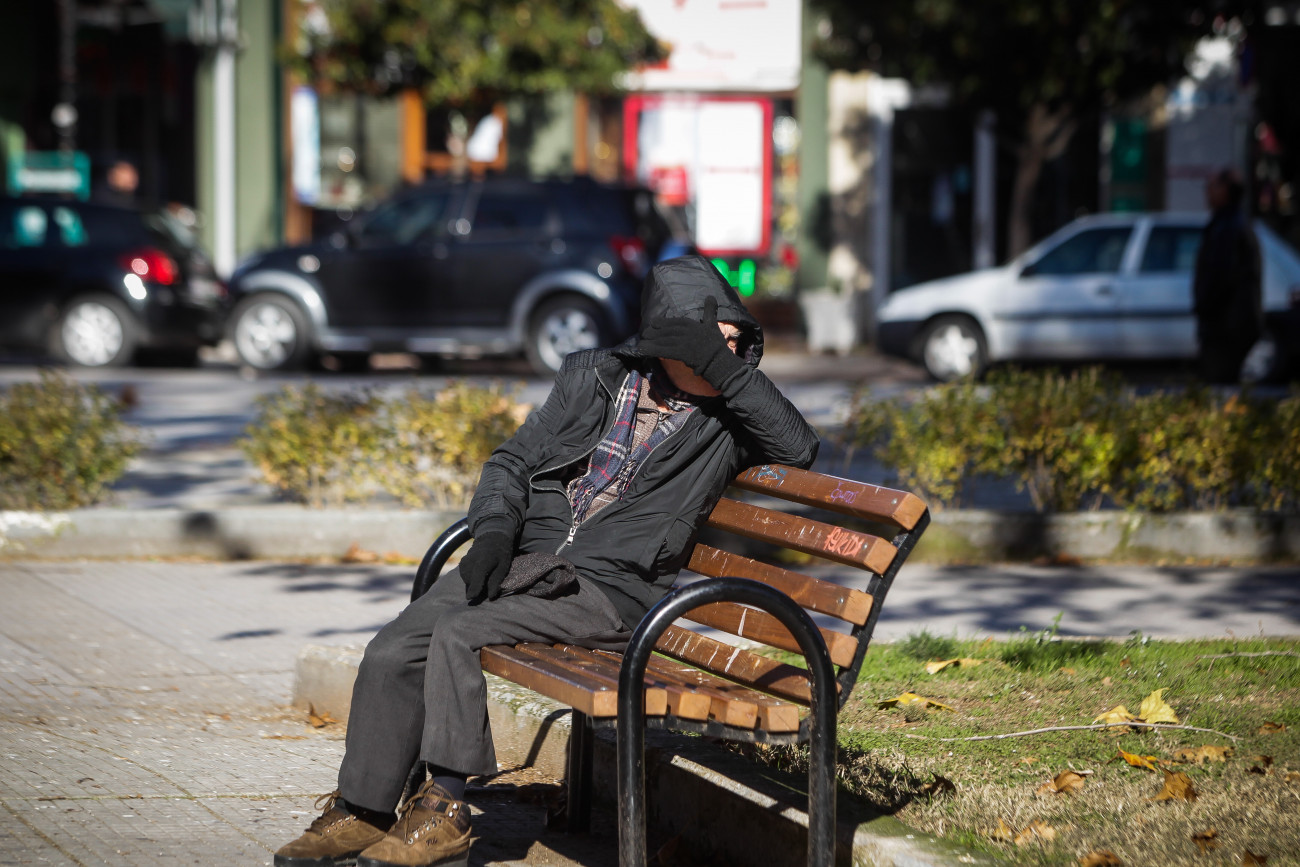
565, 710, 594, 833
618, 578, 838, 867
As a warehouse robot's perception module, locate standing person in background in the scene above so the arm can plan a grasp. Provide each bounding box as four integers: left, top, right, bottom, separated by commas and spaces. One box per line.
1193, 168, 1262, 384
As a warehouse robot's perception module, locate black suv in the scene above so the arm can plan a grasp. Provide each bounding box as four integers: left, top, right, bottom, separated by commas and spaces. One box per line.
0, 197, 226, 367
227, 177, 675, 374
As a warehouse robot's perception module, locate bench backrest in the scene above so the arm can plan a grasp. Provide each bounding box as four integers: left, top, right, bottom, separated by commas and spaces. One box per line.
655, 464, 930, 710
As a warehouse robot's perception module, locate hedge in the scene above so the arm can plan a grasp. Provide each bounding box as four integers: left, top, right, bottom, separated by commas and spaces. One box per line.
840, 367, 1300, 513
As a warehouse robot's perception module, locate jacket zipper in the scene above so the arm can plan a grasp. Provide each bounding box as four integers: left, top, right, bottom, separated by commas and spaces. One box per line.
554, 410, 692, 555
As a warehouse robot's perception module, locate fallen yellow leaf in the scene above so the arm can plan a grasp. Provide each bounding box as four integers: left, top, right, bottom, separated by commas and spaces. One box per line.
988, 817, 1016, 843
1079, 851, 1124, 867
1014, 819, 1057, 846
307, 702, 337, 729
1242, 851, 1268, 865
924, 657, 985, 674
1192, 828, 1218, 854
1112, 748, 1161, 771
1257, 721, 1286, 734
877, 692, 954, 712
1285, 771, 1300, 785
1059, 667, 1077, 676
1035, 769, 1089, 796
1094, 705, 1137, 727
1018, 756, 1040, 766
1172, 745, 1234, 765
1150, 770, 1198, 802
1138, 688, 1180, 724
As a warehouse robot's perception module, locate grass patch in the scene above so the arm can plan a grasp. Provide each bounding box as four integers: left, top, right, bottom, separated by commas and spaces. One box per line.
757, 629, 1300, 865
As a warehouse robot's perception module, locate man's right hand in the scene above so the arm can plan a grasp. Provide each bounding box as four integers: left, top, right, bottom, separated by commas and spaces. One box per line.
460, 532, 513, 603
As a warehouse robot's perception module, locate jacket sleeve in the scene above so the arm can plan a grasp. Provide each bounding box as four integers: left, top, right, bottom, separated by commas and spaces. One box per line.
467, 360, 574, 541
714, 364, 820, 469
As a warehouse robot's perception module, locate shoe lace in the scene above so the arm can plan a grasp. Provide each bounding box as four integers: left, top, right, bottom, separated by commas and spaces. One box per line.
307, 790, 342, 832
393, 780, 447, 839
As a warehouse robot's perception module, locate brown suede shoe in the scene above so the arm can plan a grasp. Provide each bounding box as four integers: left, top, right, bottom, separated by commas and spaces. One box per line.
356, 780, 472, 867
275, 791, 389, 867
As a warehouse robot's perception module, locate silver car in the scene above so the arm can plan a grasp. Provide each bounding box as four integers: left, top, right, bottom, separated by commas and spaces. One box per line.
876, 212, 1300, 381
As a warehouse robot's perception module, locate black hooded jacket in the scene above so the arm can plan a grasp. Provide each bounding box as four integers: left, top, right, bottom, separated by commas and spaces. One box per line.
467, 255, 820, 628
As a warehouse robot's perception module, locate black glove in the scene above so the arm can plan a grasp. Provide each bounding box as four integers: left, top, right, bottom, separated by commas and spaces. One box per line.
638, 296, 746, 389
459, 532, 513, 603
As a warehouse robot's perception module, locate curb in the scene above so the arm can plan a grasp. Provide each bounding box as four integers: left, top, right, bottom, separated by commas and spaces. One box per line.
3, 505, 1297, 564
293, 644, 1001, 867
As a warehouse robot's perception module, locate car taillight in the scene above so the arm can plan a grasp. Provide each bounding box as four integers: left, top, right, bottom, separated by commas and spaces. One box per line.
609, 235, 647, 277
120, 247, 179, 286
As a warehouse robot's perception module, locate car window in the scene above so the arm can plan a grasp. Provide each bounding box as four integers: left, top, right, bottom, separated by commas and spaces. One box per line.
52, 207, 87, 246
357, 193, 450, 246
469, 191, 550, 234
1, 204, 50, 248
1139, 226, 1202, 273
1028, 227, 1132, 276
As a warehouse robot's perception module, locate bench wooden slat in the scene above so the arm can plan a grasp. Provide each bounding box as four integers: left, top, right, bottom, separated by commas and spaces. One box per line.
644, 655, 801, 733
680, 600, 858, 668
733, 465, 927, 530
541, 645, 711, 721
641, 654, 758, 728
687, 545, 874, 626
706, 498, 899, 575
482, 645, 621, 717
509, 644, 669, 717
655, 625, 819, 705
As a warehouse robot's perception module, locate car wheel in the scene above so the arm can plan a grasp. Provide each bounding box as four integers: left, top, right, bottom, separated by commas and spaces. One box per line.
231, 294, 310, 370
525, 296, 609, 375
919, 315, 987, 382
53, 295, 137, 367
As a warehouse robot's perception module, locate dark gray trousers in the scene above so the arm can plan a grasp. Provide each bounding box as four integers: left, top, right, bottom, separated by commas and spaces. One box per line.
337, 567, 630, 812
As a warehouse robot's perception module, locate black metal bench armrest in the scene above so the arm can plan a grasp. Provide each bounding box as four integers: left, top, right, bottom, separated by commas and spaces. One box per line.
616, 577, 838, 867
412, 517, 472, 603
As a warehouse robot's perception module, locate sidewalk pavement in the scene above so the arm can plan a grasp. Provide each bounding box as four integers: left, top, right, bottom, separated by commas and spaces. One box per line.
3, 556, 1297, 865
0, 559, 624, 867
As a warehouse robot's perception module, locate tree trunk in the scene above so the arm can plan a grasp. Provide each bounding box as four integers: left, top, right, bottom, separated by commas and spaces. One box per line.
1006, 104, 1079, 258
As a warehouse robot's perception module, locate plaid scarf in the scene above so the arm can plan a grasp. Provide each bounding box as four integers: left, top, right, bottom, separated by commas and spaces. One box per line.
567, 369, 695, 525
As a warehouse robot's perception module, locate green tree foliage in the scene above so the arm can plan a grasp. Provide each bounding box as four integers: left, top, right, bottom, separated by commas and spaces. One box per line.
810, 0, 1210, 254
289, 0, 665, 111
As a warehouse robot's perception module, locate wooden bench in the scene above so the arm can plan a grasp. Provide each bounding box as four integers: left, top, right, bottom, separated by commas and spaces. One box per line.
412, 464, 929, 867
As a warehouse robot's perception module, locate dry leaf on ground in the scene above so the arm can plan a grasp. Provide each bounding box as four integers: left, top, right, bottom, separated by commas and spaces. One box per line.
1113, 748, 1162, 771
877, 692, 954, 712
1079, 851, 1124, 867
341, 542, 380, 563
307, 703, 337, 729
1059, 666, 1077, 675
1094, 705, 1138, 726
1150, 770, 1198, 802
1249, 755, 1273, 767
1018, 756, 1040, 765
1013, 819, 1057, 846
1191, 828, 1219, 853
919, 775, 956, 800
1035, 769, 1090, 796
1242, 851, 1268, 865
1138, 688, 1180, 724
1257, 721, 1286, 734
1173, 745, 1234, 764
924, 657, 985, 674
1285, 771, 1300, 784
988, 817, 1016, 843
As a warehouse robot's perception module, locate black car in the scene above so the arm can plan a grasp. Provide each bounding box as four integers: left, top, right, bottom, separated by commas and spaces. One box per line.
0, 197, 227, 367
227, 177, 676, 374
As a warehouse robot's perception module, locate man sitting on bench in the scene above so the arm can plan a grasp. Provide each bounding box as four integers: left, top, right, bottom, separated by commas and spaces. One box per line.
275, 254, 819, 867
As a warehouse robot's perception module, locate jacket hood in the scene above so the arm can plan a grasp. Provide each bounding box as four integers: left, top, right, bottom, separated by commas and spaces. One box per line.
614, 254, 764, 367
